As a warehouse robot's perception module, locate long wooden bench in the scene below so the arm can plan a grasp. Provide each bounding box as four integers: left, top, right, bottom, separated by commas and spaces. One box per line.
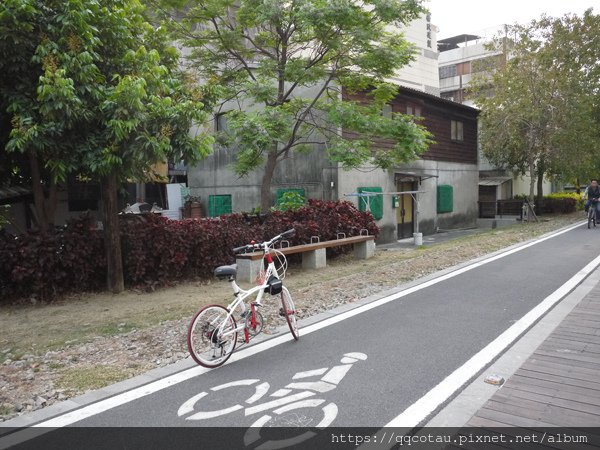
235, 235, 375, 282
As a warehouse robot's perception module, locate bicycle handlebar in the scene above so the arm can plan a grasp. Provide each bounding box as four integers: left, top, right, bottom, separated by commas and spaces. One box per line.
232, 229, 296, 254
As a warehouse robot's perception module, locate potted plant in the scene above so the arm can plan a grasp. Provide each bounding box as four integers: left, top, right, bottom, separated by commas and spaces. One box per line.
184, 195, 202, 219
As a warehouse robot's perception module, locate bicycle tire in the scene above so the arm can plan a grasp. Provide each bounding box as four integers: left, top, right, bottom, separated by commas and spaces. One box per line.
187, 304, 237, 368
280, 286, 299, 340
589, 208, 594, 229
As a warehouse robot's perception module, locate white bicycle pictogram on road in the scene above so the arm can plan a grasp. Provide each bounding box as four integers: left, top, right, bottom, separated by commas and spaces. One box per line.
177, 352, 368, 449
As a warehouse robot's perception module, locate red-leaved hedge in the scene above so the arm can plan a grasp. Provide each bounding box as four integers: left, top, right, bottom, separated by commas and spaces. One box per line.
0, 200, 378, 302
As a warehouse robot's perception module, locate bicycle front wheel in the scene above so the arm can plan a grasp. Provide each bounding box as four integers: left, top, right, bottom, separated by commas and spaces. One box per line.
187, 304, 238, 368
280, 286, 299, 340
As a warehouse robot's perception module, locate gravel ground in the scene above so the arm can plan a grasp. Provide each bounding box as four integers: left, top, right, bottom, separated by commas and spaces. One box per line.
0, 214, 584, 421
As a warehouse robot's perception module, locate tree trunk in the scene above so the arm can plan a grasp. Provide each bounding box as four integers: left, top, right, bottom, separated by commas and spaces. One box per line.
101, 172, 125, 294
28, 151, 57, 231
528, 159, 536, 205
260, 151, 278, 213
536, 161, 545, 214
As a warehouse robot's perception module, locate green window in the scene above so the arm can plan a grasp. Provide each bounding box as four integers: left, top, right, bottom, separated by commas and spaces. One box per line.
208, 194, 232, 217
275, 188, 305, 206
437, 185, 453, 213
357, 187, 383, 220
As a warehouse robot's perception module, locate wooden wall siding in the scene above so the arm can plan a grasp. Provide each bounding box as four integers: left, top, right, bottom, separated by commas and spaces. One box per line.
343, 89, 478, 165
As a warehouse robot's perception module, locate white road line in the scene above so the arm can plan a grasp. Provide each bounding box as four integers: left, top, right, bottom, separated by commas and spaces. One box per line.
212, 379, 258, 391
186, 403, 242, 421
177, 392, 207, 417
8, 220, 582, 432
321, 364, 353, 385
292, 368, 328, 379
270, 388, 292, 398
244, 391, 315, 416
285, 381, 336, 393
382, 251, 600, 429
247, 382, 270, 404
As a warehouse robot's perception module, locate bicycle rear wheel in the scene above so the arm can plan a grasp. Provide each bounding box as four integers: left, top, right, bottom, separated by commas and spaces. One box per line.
187, 304, 237, 368
280, 286, 299, 340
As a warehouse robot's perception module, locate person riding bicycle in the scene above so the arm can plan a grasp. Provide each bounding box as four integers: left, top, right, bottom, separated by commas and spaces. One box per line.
584, 179, 600, 213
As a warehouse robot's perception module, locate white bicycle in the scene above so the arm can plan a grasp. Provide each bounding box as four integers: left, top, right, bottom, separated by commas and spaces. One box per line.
178, 352, 368, 449
187, 229, 299, 368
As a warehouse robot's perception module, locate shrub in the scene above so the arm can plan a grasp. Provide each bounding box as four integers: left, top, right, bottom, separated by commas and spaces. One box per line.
0, 214, 105, 302
274, 191, 305, 212
1, 200, 378, 301
512, 192, 582, 213
545, 192, 584, 211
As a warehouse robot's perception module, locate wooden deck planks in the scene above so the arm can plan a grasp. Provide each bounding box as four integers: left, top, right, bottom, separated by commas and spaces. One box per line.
466, 280, 600, 430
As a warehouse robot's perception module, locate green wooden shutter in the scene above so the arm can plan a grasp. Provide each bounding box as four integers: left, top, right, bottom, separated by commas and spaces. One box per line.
357, 187, 383, 220
437, 185, 453, 213
208, 194, 232, 217
275, 188, 305, 206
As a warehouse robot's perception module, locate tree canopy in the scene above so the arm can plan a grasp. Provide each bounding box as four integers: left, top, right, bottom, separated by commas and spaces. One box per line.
0, 0, 214, 291
1, 0, 214, 227
470, 10, 600, 200
156, 0, 434, 211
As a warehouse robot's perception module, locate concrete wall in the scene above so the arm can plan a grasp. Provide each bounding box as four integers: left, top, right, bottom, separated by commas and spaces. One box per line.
336, 166, 397, 243
187, 143, 338, 214
337, 160, 479, 244
512, 174, 553, 197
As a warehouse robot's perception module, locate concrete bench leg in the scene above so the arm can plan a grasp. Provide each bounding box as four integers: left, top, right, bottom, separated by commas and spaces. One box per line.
354, 240, 375, 259
236, 258, 263, 283
302, 248, 326, 270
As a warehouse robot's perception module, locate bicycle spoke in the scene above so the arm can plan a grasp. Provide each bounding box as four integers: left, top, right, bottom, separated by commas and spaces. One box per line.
187, 305, 238, 368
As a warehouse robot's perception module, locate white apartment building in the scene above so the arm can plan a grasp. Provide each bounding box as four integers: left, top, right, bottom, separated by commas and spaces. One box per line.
392, 13, 440, 96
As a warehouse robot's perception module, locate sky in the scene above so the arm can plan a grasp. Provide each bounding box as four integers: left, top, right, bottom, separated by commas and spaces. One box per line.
427, 0, 596, 40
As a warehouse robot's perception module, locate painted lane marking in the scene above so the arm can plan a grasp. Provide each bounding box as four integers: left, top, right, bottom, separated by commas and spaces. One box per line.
292, 368, 328, 379
284, 381, 336, 393
321, 364, 353, 385
177, 392, 207, 417
212, 379, 258, 391
244, 391, 315, 416
186, 404, 242, 421
270, 388, 292, 398
247, 382, 270, 404
15, 221, 583, 430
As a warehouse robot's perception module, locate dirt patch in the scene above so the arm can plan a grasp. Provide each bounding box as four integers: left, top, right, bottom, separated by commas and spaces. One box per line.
0, 214, 583, 421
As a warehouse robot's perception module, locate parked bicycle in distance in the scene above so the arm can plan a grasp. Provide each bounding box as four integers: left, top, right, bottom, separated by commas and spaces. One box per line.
588, 199, 598, 229
187, 229, 299, 368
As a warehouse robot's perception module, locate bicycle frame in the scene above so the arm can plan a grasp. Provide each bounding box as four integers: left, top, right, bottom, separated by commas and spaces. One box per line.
217, 249, 281, 342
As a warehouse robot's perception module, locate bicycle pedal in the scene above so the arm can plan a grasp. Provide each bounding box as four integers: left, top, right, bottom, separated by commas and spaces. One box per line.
278, 307, 286, 317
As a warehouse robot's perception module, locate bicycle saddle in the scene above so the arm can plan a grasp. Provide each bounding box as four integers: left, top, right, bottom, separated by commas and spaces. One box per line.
214, 264, 237, 279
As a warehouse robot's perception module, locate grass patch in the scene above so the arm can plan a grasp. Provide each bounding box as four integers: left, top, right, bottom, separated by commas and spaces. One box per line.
56, 365, 131, 391
98, 322, 137, 336
0, 405, 13, 416
47, 362, 65, 370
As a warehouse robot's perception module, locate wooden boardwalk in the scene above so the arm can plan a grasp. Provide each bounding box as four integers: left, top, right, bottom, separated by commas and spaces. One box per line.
445, 284, 600, 449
